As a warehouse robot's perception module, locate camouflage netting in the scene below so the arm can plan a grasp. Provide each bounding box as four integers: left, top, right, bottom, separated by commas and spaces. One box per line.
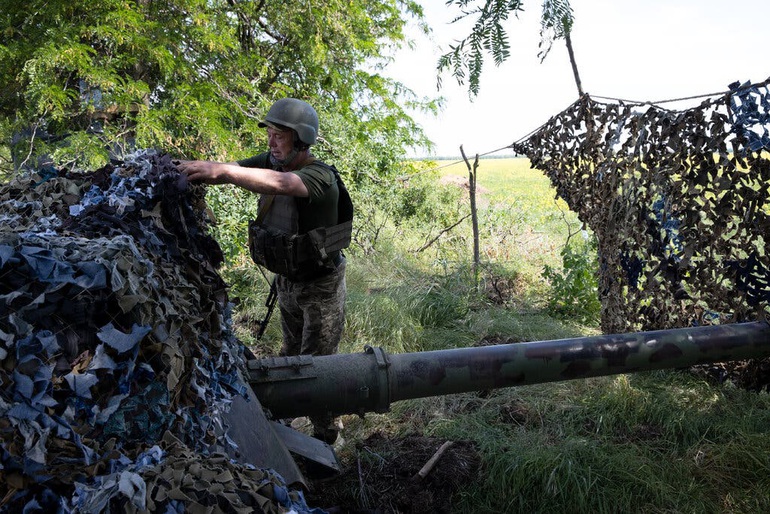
0, 150, 320, 513
514, 79, 770, 335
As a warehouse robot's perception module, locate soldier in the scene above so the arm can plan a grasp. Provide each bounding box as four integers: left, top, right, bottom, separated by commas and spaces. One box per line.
177, 98, 352, 444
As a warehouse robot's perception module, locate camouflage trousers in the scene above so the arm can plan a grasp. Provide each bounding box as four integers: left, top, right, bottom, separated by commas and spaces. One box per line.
276, 258, 346, 357
276, 257, 346, 441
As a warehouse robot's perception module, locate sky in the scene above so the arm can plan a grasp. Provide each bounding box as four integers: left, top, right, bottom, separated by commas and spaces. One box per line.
385, 0, 770, 158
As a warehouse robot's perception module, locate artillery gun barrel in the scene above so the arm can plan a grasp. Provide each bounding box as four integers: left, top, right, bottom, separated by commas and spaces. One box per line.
246, 321, 770, 420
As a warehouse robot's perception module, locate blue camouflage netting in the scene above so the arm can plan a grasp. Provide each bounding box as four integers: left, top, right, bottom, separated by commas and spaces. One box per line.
730, 80, 770, 152
0, 149, 322, 513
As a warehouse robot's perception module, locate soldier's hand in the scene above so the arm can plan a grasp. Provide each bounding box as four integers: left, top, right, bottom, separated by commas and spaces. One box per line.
175, 160, 227, 185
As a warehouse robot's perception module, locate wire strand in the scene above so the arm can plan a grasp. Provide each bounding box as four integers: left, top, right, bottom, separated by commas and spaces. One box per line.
402, 77, 770, 177
591, 76, 770, 106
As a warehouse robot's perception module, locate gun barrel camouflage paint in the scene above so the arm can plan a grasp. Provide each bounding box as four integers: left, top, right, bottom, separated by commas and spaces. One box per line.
247, 321, 770, 419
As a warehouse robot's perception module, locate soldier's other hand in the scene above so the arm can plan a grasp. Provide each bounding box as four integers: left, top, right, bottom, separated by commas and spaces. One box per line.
175, 160, 221, 184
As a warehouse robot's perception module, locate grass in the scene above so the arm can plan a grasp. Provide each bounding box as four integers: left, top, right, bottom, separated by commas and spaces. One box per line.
222, 157, 770, 513
371, 372, 770, 513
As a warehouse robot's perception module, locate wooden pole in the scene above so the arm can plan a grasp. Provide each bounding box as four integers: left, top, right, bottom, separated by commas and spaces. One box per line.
460, 145, 481, 288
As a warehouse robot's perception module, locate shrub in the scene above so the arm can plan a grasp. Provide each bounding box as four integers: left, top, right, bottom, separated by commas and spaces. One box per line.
204, 184, 260, 263
542, 235, 601, 324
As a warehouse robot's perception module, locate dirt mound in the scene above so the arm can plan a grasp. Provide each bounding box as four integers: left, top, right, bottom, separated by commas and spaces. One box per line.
307, 432, 481, 513
438, 174, 489, 196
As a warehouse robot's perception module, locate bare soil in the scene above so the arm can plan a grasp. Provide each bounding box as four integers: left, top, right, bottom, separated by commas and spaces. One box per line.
305, 432, 481, 513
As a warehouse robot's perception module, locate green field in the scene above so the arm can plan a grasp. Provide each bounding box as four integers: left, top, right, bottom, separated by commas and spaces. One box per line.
432, 156, 575, 232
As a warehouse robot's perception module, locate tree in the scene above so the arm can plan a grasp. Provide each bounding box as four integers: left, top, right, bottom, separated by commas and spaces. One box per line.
0, 0, 437, 181
438, 0, 577, 97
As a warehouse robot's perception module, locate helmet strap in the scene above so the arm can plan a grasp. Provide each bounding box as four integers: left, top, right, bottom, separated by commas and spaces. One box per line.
269, 148, 299, 169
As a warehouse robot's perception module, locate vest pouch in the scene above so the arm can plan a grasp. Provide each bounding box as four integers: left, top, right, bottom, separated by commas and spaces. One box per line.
248, 221, 328, 281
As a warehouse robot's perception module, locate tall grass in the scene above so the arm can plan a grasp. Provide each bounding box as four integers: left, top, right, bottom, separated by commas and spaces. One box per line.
222, 157, 770, 513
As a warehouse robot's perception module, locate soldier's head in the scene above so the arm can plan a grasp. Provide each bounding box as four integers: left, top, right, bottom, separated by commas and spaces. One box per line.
260, 98, 318, 145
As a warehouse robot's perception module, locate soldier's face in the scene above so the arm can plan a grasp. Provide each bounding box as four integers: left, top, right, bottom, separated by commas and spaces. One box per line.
267, 127, 294, 162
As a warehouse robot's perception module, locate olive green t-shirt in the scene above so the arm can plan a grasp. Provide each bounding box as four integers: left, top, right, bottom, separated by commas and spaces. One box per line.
237, 152, 339, 233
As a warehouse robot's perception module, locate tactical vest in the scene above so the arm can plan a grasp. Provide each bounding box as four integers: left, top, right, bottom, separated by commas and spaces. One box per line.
247, 164, 353, 281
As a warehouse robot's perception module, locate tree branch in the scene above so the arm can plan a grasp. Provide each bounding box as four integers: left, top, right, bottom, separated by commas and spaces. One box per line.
413, 213, 471, 253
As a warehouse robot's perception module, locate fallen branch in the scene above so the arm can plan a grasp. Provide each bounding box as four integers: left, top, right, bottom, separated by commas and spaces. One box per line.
413, 215, 471, 253
412, 441, 454, 481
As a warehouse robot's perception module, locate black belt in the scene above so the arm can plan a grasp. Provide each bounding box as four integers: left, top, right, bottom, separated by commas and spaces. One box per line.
298, 252, 344, 282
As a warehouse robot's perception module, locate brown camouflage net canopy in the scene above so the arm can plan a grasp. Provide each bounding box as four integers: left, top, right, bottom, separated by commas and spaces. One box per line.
515, 79, 770, 335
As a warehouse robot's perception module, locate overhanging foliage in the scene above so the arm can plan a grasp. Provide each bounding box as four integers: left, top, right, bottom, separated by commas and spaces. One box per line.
0, 0, 437, 183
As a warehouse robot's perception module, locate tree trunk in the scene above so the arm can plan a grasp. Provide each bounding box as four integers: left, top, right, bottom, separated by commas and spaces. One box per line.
565, 31, 584, 96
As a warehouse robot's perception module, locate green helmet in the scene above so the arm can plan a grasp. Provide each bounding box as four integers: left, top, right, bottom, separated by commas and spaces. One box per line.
259, 98, 319, 146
